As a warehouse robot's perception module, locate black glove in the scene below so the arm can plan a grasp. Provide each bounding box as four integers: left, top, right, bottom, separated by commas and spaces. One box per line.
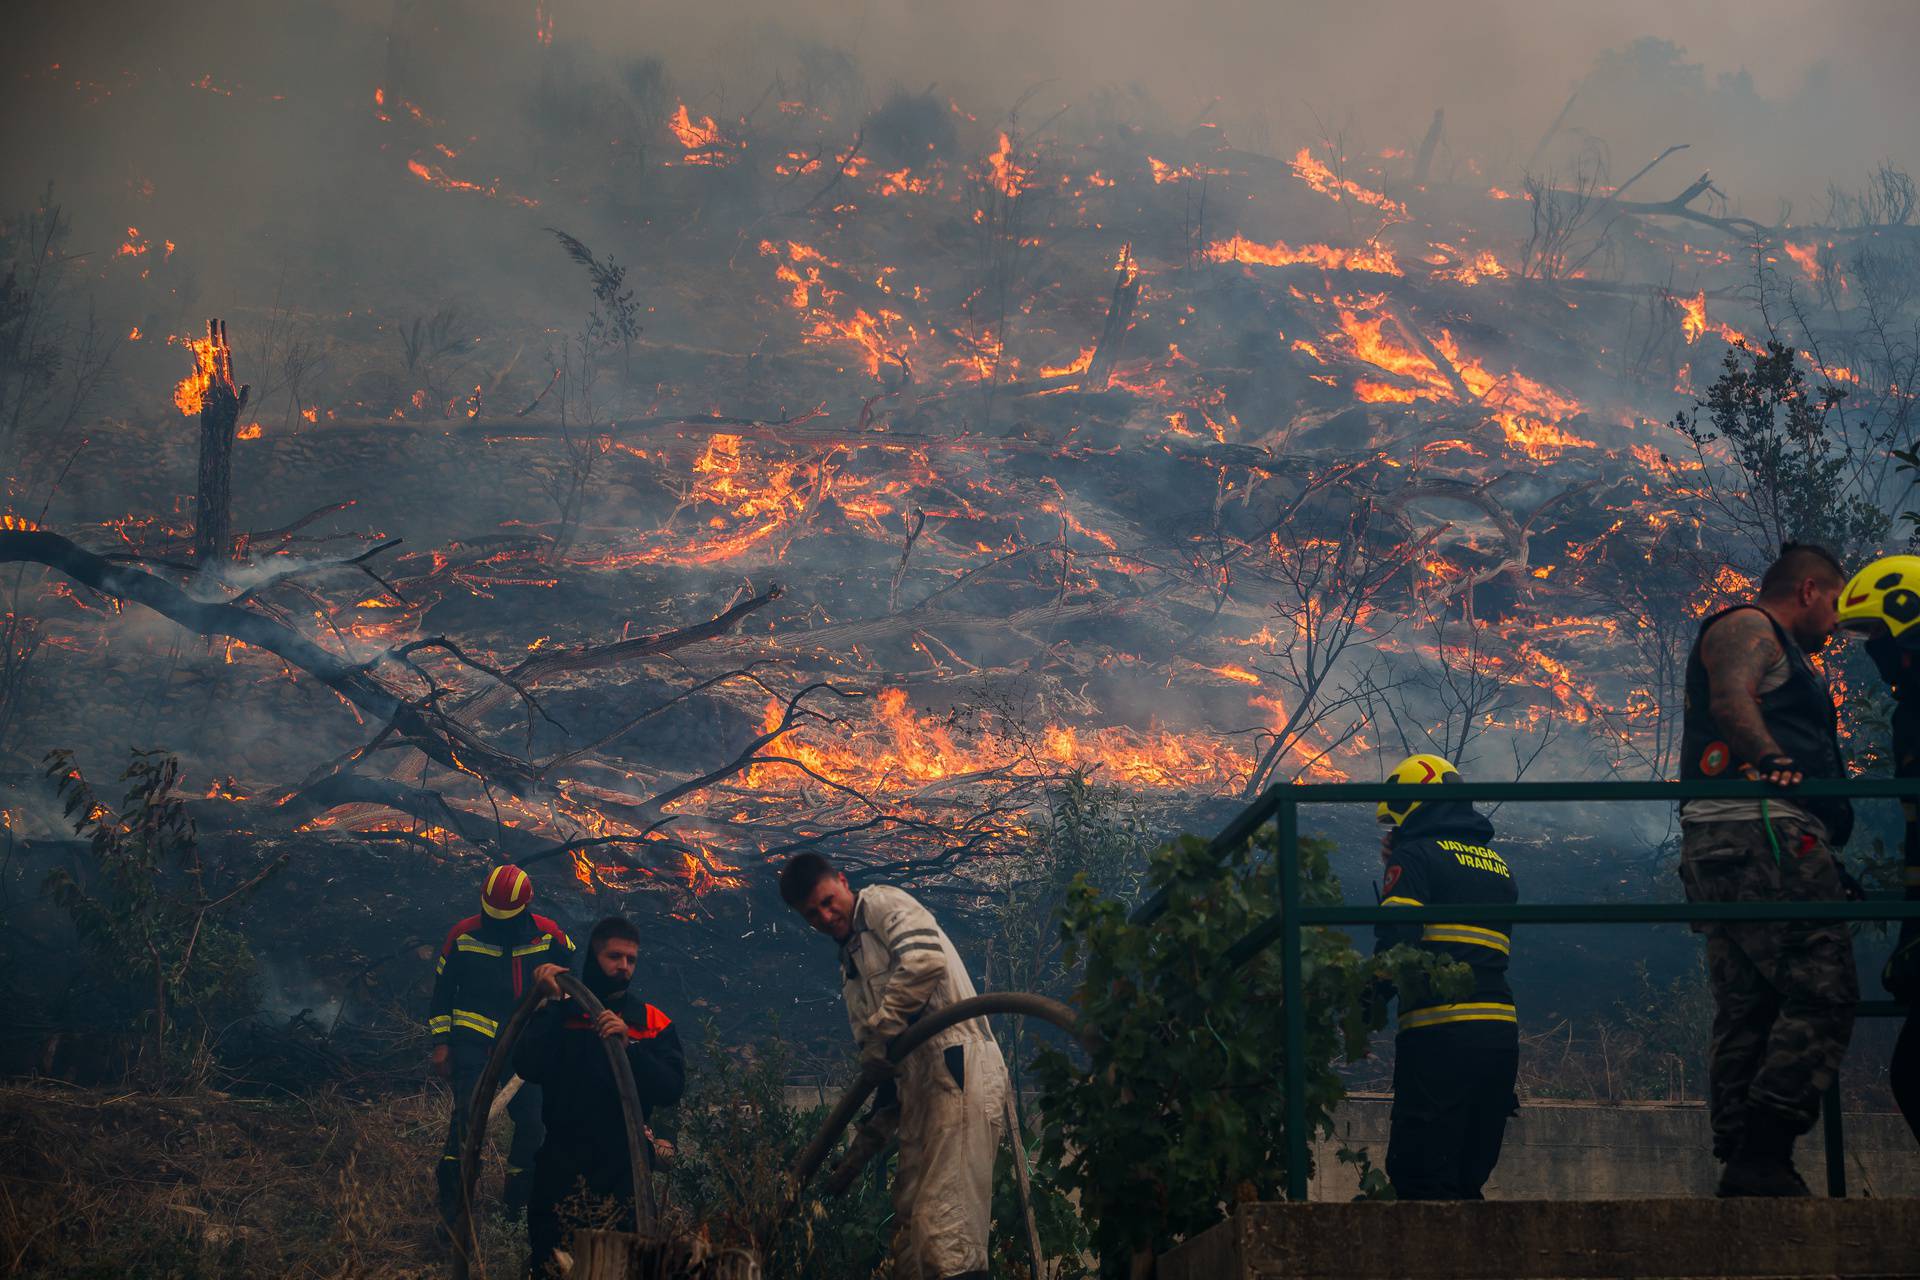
1748, 753, 1800, 786
1359, 977, 1394, 1025
1835, 862, 1866, 902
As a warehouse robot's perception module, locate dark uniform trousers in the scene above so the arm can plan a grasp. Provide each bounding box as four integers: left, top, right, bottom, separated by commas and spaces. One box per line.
1679, 816, 1858, 1155
438, 1069, 545, 1222
1895, 1017, 1920, 1143
526, 1146, 637, 1277
1386, 1026, 1519, 1199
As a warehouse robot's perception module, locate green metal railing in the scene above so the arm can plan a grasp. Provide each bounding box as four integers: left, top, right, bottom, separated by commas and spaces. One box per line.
1133, 778, 1920, 1201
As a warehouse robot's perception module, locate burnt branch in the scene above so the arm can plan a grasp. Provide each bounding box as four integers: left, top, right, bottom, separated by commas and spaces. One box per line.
642, 680, 866, 816
539, 662, 779, 775
491, 582, 784, 691
0, 529, 535, 788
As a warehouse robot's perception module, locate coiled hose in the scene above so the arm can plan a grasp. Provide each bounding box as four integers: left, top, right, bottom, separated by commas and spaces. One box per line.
447, 987, 1086, 1276
448, 972, 653, 1280
784, 992, 1087, 1206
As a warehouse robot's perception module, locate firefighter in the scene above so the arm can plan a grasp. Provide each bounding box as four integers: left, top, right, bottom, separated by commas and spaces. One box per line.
1373, 753, 1520, 1200
514, 916, 684, 1279
429, 864, 575, 1228
1836, 553, 1920, 1143
780, 852, 1008, 1280
1678, 542, 1863, 1195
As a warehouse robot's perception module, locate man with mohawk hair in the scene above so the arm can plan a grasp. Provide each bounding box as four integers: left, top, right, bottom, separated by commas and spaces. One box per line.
429, 863, 576, 1231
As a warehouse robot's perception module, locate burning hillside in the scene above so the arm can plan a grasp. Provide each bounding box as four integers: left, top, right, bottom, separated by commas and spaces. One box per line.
3, 11, 1918, 940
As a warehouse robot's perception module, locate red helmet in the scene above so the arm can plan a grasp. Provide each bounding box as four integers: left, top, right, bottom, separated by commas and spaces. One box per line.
482, 864, 533, 919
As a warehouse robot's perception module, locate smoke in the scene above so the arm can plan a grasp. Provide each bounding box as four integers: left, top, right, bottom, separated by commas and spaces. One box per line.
6, 1, 1918, 249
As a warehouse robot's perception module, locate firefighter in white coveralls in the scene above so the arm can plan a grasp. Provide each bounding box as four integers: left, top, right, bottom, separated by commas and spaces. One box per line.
780, 852, 1009, 1280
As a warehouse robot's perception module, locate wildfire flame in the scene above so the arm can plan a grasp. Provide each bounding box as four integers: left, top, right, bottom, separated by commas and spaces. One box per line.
171, 332, 219, 416
1207, 234, 1401, 276
1290, 147, 1407, 218
983, 132, 1029, 199
668, 103, 733, 165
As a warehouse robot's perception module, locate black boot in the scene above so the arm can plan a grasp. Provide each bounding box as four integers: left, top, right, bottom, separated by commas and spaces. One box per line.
1717, 1109, 1810, 1197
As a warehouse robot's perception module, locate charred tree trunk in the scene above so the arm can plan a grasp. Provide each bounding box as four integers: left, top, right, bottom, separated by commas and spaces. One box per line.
1413, 109, 1444, 186
1083, 248, 1141, 393
191, 319, 249, 569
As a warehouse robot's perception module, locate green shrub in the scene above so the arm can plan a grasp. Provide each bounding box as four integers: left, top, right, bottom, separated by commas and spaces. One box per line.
1033, 826, 1467, 1272
41, 749, 281, 1085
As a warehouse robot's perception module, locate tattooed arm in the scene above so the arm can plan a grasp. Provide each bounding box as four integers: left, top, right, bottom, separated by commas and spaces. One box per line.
1700, 607, 1799, 784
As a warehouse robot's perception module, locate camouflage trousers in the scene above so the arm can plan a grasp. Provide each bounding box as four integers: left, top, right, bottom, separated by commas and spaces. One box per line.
1678, 816, 1858, 1156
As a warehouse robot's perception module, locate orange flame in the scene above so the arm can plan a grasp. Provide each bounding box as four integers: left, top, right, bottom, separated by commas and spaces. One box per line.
405, 157, 539, 207
984, 132, 1029, 199
1207, 234, 1401, 276
171, 331, 218, 416
749, 687, 1261, 795
668, 104, 732, 165
1678, 292, 1707, 344
1782, 241, 1821, 283
1290, 147, 1407, 217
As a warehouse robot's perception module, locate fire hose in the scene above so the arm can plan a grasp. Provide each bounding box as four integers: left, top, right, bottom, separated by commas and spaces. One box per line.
784, 991, 1088, 1212
448, 971, 653, 1280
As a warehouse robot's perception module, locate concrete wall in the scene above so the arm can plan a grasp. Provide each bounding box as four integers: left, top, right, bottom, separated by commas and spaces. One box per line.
1159, 1199, 1920, 1280
787, 1084, 1920, 1200
1312, 1093, 1920, 1200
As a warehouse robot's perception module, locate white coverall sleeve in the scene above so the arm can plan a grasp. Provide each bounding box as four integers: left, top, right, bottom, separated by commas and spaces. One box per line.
861, 889, 949, 1045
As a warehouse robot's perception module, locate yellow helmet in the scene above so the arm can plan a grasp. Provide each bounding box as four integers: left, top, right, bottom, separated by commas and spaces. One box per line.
1838, 554, 1920, 642
1377, 753, 1461, 826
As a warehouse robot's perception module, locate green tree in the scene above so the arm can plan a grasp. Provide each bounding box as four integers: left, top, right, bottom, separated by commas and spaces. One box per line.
1032, 826, 1466, 1274
41, 749, 281, 1084
986, 777, 1151, 1075
1672, 338, 1889, 568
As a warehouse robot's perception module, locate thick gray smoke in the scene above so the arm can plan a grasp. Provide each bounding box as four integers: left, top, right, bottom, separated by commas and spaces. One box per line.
5, 1, 1918, 260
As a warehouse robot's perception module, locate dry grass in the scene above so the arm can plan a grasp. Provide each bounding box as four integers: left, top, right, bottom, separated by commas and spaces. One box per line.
0, 1079, 526, 1279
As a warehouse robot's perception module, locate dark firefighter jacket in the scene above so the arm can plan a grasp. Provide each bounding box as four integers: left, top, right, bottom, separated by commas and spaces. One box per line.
1375, 799, 1518, 1037
512, 990, 686, 1187
1867, 634, 1920, 1000
428, 912, 575, 1066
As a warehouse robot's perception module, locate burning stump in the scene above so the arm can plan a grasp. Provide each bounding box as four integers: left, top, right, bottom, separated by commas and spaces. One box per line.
177, 317, 250, 568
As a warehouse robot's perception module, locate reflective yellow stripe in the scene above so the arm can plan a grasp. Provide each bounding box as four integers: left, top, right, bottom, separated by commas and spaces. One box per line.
428, 1014, 453, 1034
456, 938, 504, 956
450, 1009, 500, 1036
1399, 1001, 1517, 1031
512, 937, 555, 957
435, 955, 447, 975
1422, 924, 1511, 954
1380, 896, 1423, 907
